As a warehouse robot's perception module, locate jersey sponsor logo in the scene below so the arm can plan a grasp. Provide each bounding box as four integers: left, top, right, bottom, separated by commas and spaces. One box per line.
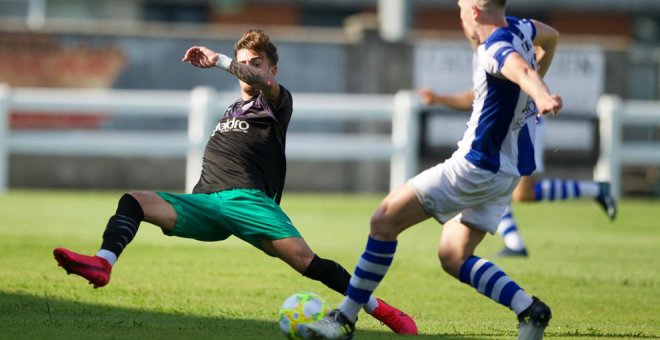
214, 117, 250, 135
512, 98, 537, 131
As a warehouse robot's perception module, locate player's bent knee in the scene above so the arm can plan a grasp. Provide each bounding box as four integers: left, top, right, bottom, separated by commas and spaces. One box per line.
117, 192, 145, 213
437, 248, 461, 276
369, 214, 399, 240
126, 190, 151, 203
126, 191, 167, 212
271, 238, 315, 274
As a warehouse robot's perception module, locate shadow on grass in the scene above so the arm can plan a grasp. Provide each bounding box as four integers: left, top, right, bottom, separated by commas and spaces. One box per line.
0, 291, 481, 340
3, 291, 654, 339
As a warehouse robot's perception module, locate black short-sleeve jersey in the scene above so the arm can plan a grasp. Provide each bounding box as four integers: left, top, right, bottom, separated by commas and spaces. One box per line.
192, 85, 293, 204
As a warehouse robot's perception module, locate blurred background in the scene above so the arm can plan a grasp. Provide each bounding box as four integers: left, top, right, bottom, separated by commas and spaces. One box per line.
0, 0, 659, 197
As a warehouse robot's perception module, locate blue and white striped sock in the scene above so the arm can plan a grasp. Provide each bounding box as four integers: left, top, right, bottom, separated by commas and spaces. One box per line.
459, 256, 533, 315
496, 206, 525, 251
534, 179, 600, 201
338, 236, 397, 323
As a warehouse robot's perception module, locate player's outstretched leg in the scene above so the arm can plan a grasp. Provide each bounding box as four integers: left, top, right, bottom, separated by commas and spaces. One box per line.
53, 248, 112, 288
517, 296, 552, 340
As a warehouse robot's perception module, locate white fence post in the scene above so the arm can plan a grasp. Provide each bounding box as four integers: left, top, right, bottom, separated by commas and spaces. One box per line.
594, 95, 623, 200
0, 84, 9, 194
186, 86, 216, 193
390, 90, 419, 191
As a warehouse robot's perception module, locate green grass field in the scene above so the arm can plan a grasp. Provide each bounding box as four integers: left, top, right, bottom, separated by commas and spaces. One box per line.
0, 190, 658, 339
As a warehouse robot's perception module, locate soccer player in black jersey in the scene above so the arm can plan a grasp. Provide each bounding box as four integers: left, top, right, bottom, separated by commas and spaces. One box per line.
53, 28, 417, 335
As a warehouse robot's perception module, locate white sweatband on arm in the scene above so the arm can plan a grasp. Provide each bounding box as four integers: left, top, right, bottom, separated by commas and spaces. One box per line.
215, 53, 233, 70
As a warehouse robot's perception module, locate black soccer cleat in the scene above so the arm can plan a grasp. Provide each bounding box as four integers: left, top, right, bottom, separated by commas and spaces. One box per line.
517, 296, 552, 340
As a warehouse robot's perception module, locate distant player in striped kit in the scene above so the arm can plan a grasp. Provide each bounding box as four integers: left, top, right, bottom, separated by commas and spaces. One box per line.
419, 87, 616, 258
309, 0, 560, 339
497, 120, 616, 256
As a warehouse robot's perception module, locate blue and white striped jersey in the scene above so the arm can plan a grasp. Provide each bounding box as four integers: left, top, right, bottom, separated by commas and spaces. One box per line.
453, 16, 539, 177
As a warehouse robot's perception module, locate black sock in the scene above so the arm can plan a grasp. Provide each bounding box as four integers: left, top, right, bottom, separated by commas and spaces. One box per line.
100, 193, 144, 257
303, 254, 351, 295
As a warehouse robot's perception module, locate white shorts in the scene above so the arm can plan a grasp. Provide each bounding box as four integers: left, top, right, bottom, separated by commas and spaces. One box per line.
409, 156, 520, 234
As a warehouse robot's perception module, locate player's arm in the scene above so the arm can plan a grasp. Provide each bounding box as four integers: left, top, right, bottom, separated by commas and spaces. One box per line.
500, 52, 562, 115
181, 46, 280, 101
530, 19, 559, 77
229, 54, 280, 102
418, 88, 474, 111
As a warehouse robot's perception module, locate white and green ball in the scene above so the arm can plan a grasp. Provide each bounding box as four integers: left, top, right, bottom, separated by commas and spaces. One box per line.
278, 292, 331, 339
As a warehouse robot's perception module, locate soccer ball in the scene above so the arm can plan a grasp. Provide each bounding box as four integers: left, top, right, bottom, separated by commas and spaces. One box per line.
278, 292, 331, 339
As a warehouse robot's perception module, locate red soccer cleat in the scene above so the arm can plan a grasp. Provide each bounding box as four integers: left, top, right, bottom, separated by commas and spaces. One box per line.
53, 247, 112, 288
371, 298, 418, 335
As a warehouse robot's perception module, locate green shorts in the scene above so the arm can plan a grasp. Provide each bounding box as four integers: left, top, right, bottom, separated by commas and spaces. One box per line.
157, 189, 301, 252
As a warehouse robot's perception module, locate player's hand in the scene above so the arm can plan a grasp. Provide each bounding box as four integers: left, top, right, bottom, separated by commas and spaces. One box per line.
418, 88, 436, 106
182, 46, 220, 68
536, 94, 562, 116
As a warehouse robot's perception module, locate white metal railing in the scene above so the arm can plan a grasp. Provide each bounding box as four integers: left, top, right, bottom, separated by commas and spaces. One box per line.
594, 95, 660, 199
0, 85, 419, 194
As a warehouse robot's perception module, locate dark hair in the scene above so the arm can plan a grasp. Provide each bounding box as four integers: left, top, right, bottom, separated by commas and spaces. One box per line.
234, 28, 279, 66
